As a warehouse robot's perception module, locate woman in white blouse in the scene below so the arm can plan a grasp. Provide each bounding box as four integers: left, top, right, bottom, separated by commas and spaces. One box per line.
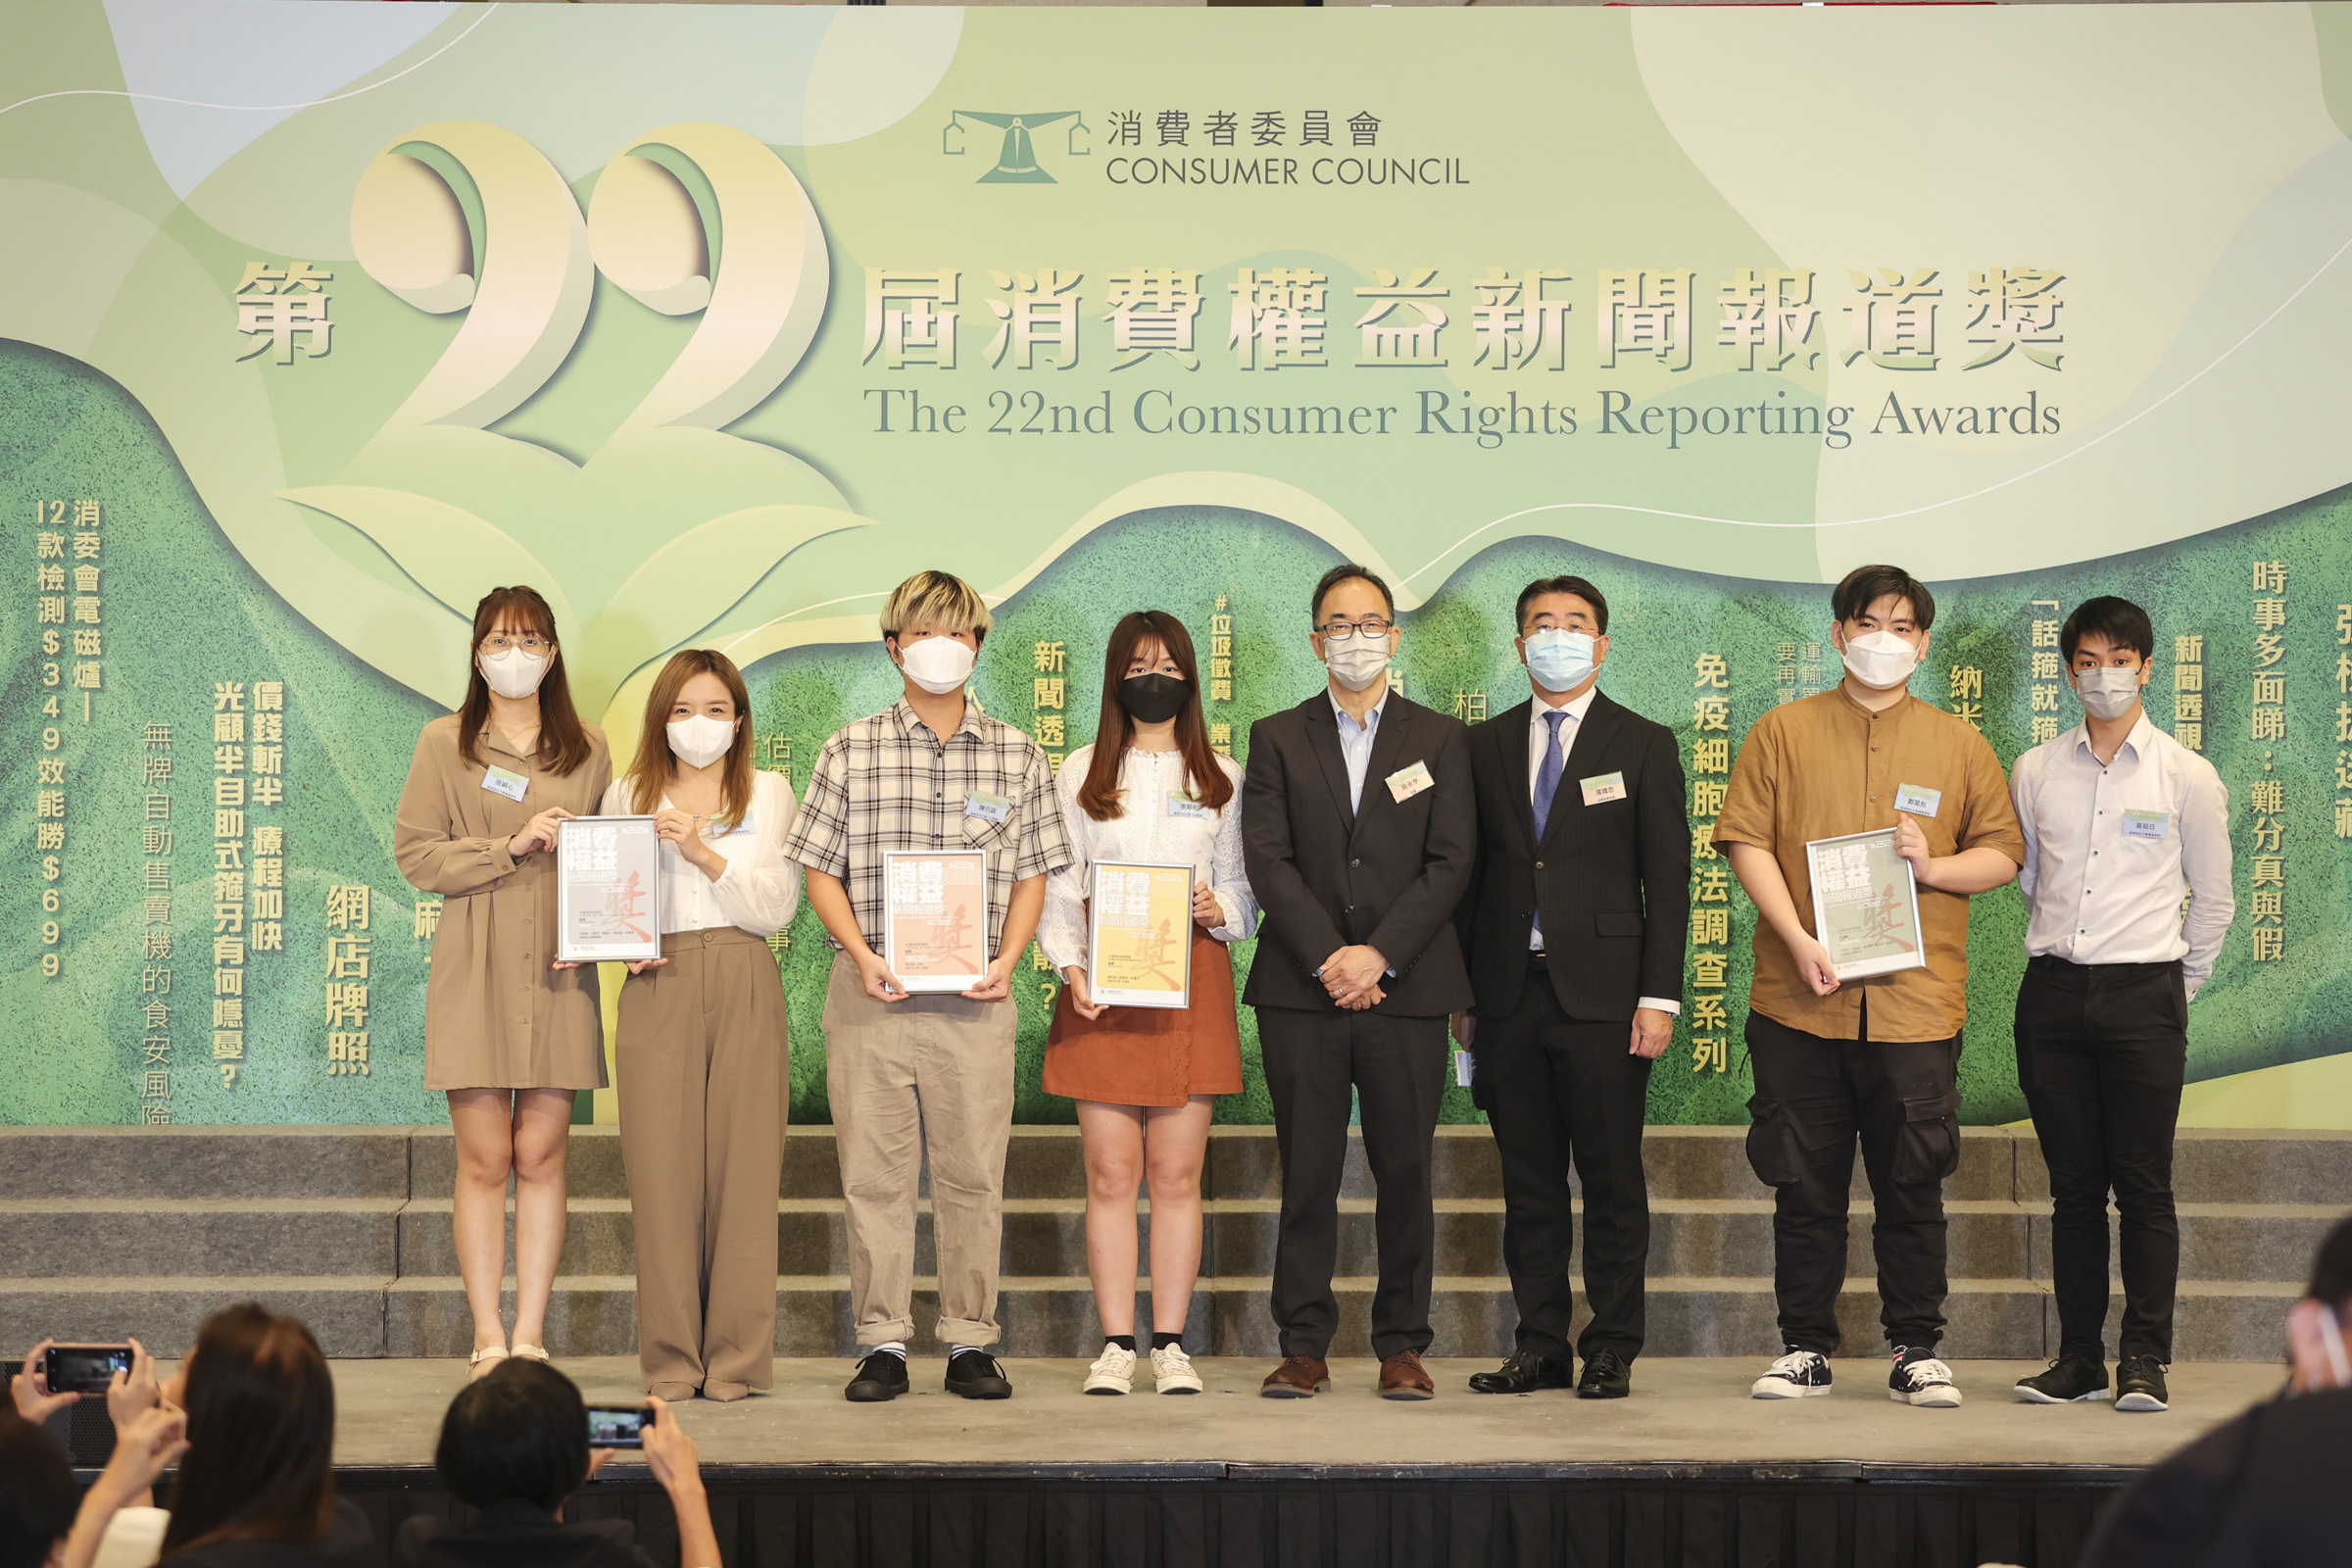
592, 649, 802, 1401
1040, 611, 1258, 1396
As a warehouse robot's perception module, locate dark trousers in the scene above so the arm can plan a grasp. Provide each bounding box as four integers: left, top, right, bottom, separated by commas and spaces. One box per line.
1256, 1005, 1448, 1361
2015, 956, 2187, 1363
1481, 956, 1652, 1363
1743, 1009, 1962, 1354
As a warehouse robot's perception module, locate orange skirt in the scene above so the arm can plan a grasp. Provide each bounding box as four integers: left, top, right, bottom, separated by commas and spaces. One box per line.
1044, 927, 1243, 1108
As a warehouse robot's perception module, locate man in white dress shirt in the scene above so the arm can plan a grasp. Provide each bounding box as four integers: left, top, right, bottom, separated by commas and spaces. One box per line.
2009, 596, 2233, 1416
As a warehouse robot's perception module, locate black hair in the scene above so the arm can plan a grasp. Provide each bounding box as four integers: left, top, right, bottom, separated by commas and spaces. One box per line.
0, 1416, 77, 1568
433, 1358, 590, 1513
2307, 1214, 2352, 1308
1310, 563, 1394, 625
2060, 596, 2154, 666
1831, 564, 1936, 632
1515, 575, 1610, 636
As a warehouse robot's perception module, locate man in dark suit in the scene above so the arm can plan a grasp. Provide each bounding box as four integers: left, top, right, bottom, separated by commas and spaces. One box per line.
1454, 575, 1689, 1398
1243, 563, 1478, 1400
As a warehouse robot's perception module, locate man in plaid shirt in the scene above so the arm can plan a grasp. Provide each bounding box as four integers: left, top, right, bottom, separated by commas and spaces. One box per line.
784, 569, 1071, 1402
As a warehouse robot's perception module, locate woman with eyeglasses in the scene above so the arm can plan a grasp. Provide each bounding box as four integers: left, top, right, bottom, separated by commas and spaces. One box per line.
395, 587, 612, 1381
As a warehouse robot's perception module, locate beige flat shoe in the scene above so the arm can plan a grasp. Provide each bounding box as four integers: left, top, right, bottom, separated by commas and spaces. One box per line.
466, 1346, 509, 1382
510, 1343, 552, 1365
703, 1380, 750, 1403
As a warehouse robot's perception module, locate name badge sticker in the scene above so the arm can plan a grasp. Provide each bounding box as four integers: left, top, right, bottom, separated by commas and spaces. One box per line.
1579, 770, 1628, 807
712, 813, 755, 838
964, 790, 1011, 824
1386, 760, 1436, 804
2122, 808, 2169, 842
481, 764, 528, 803
1166, 792, 1213, 820
1893, 783, 1942, 818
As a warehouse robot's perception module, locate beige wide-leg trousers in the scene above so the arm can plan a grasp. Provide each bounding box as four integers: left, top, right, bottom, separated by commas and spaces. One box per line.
617, 926, 789, 1392
822, 950, 1016, 1348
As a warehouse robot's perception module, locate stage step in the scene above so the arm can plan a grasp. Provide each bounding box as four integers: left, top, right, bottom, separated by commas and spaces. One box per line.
0, 1124, 2340, 1363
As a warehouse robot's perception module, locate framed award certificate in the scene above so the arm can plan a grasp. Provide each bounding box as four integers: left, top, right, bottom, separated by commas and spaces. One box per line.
1086, 860, 1195, 1009
1805, 827, 1927, 981
555, 815, 662, 963
883, 849, 991, 993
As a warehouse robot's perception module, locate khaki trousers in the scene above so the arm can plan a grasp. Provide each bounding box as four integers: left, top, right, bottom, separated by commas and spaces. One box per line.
617, 926, 789, 1392
822, 950, 1016, 1348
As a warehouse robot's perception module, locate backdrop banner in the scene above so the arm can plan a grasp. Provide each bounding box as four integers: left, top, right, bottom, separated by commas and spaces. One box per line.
6, 2, 2351, 1128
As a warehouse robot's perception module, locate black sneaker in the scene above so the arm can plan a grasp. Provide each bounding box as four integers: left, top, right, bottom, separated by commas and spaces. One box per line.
945, 1349, 1012, 1399
1750, 1347, 1833, 1399
2015, 1353, 2109, 1404
844, 1350, 909, 1402
2115, 1355, 2170, 1413
1888, 1345, 1962, 1408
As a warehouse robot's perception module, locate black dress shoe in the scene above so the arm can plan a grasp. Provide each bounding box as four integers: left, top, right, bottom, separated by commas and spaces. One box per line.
844, 1350, 909, 1402
945, 1349, 1013, 1399
1576, 1350, 1632, 1399
1467, 1350, 1573, 1395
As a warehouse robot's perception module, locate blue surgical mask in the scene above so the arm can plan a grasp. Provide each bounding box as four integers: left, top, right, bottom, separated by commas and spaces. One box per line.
1524, 628, 1597, 694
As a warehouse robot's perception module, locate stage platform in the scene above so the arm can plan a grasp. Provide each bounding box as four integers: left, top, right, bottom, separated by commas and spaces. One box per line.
36, 1354, 2277, 1568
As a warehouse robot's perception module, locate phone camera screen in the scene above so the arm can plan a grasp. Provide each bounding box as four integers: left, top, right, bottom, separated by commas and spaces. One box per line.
586, 1407, 648, 1448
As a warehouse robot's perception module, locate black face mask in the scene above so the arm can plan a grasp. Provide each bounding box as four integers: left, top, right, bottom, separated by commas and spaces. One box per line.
1118, 673, 1190, 725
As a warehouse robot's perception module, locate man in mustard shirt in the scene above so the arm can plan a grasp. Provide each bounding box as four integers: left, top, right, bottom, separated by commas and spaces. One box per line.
1715, 564, 2026, 1408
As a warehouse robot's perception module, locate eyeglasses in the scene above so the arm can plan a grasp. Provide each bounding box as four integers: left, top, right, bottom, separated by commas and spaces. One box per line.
1318, 618, 1394, 638
479, 635, 550, 655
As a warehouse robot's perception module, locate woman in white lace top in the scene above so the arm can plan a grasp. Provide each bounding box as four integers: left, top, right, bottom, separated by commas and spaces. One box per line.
1039, 611, 1258, 1396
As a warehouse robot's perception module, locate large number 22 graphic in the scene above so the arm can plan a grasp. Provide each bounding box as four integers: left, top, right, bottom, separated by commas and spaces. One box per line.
349, 121, 829, 438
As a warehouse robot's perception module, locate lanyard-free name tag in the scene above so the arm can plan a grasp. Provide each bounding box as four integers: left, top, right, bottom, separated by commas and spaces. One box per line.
1893, 783, 1941, 817
1166, 792, 1213, 819
964, 790, 1011, 824
1386, 760, 1435, 804
713, 814, 755, 838
1579, 770, 1627, 807
2122, 808, 2169, 841
481, 764, 527, 803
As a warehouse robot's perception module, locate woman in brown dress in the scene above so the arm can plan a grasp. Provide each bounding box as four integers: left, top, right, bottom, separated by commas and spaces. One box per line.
394, 586, 611, 1379
1038, 612, 1258, 1396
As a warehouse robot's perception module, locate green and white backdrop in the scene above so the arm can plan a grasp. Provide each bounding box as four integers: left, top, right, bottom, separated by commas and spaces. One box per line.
6, 0, 2352, 1131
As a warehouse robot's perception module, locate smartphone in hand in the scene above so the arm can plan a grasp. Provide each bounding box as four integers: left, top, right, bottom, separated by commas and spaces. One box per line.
45, 1344, 133, 1394
587, 1405, 649, 1448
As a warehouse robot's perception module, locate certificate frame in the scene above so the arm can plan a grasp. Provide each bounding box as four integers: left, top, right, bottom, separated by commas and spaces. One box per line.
555, 815, 663, 963
1086, 859, 1196, 1009
1804, 827, 1928, 981
882, 849, 992, 993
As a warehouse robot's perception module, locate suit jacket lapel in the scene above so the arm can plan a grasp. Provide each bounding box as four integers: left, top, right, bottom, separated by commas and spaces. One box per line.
1302, 696, 1357, 826
1540, 691, 1623, 853
1498, 699, 1540, 857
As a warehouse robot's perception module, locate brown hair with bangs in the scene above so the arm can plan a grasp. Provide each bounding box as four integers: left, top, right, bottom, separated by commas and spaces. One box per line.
161, 1303, 336, 1559
456, 585, 593, 776
1075, 611, 1233, 822
621, 649, 756, 831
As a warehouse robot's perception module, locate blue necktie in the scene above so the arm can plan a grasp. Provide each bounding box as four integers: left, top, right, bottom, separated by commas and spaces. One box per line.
1531, 709, 1568, 949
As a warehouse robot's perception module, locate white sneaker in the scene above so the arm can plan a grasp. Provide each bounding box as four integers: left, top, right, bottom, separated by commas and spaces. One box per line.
1083, 1344, 1136, 1395
1888, 1347, 1963, 1407
1751, 1348, 1833, 1399
1151, 1344, 1204, 1395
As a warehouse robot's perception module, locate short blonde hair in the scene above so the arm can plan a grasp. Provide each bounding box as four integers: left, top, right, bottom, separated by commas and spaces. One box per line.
880, 569, 991, 643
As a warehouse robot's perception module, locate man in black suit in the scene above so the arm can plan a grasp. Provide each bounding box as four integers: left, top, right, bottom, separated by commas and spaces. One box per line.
1454, 575, 1689, 1399
1243, 563, 1478, 1400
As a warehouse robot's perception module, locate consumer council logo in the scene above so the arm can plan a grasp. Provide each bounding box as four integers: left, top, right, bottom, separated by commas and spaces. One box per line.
942, 111, 1092, 184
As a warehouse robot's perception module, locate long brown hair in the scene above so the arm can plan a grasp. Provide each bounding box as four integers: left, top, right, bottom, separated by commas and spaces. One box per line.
1076, 611, 1233, 821
621, 649, 756, 830
456, 586, 593, 776
162, 1304, 336, 1558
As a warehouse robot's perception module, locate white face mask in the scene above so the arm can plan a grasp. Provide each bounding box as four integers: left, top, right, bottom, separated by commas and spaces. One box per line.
666, 714, 736, 770
1321, 630, 1395, 693
1523, 628, 1598, 694
897, 634, 977, 696
2073, 665, 2144, 721
1838, 628, 1921, 691
478, 646, 550, 700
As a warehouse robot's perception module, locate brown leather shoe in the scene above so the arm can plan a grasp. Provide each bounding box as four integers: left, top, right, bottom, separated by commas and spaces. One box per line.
1379, 1349, 1437, 1400
1259, 1355, 1330, 1397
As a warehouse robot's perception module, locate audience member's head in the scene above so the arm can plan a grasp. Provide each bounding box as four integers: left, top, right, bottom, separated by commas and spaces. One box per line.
0, 1415, 77, 1568
434, 1359, 590, 1513
2288, 1213, 2352, 1394
162, 1303, 336, 1559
